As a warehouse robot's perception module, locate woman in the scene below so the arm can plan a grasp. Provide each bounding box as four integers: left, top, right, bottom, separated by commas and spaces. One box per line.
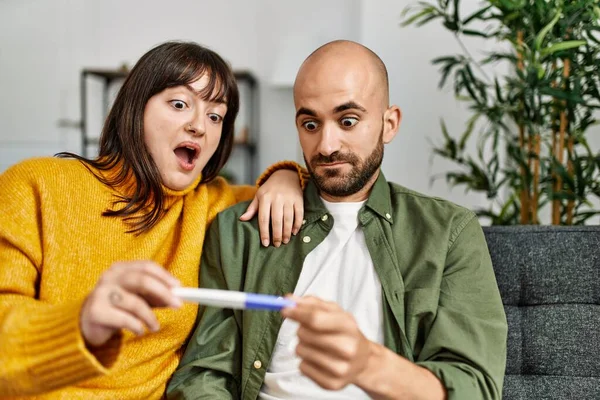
0, 41, 307, 398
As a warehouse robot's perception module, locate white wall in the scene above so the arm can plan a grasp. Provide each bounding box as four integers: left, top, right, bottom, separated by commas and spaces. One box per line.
0, 0, 262, 172
254, 0, 362, 176
361, 0, 498, 211
0, 0, 360, 178
1, 0, 598, 220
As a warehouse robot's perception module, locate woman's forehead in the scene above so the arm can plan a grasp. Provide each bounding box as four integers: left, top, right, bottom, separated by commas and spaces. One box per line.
184, 73, 228, 103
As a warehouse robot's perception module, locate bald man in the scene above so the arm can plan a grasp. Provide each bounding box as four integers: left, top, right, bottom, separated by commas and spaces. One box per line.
168, 41, 507, 400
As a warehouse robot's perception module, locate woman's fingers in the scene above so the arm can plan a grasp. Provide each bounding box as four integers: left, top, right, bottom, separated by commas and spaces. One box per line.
107, 288, 160, 333
81, 261, 181, 346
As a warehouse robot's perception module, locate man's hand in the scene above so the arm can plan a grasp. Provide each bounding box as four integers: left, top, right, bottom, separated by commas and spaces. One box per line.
80, 261, 182, 347
281, 296, 372, 391
282, 295, 447, 400
240, 169, 304, 247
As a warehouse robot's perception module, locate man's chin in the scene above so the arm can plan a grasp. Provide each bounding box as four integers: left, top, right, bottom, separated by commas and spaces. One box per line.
314, 168, 348, 179
313, 179, 356, 197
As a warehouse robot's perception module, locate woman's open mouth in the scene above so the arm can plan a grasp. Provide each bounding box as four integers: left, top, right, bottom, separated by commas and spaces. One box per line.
174, 142, 200, 171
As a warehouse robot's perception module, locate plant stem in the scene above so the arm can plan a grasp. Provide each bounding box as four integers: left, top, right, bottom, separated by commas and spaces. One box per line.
554, 58, 571, 225
566, 135, 575, 224
551, 61, 559, 224
517, 30, 530, 224
454, 34, 492, 84
532, 134, 540, 224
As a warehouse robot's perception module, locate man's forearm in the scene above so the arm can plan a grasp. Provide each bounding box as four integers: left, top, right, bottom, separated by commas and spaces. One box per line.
354, 342, 446, 400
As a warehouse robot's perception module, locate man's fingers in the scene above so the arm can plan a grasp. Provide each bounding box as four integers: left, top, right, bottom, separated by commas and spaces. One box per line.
297, 296, 339, 311
282, 305, 346, 332
296, 342, 351, 378
296, 325, 360, 360
282, 296, 340, 320
299, 360, 348, 391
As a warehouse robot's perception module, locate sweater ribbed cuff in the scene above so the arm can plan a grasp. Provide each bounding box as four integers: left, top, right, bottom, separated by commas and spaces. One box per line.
8, 300, 120, 392
255, 160, 310, 190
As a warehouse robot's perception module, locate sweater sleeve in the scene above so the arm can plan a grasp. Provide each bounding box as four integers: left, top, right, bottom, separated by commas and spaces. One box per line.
0, 161, 117, 396
254, 160, 310, 190
223, 160, 309, 216
226, 160, 310, 206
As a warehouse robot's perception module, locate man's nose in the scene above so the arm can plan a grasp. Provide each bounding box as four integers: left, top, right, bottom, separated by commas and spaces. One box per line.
316, 124, 341, 156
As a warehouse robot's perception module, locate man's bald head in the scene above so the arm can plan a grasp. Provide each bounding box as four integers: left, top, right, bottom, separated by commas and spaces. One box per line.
292, 40, 401, 201
294, 40, 389, 107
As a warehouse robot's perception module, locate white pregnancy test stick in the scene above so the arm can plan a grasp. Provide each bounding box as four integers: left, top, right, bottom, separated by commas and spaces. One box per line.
172, 287, 295, 311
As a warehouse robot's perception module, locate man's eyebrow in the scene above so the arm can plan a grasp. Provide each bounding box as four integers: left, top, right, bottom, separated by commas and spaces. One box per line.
333, 101, 367, 114
296, 107, 317, 119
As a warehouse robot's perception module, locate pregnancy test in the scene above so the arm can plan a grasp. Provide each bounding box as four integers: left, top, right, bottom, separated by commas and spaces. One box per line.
172, 287, 295, 311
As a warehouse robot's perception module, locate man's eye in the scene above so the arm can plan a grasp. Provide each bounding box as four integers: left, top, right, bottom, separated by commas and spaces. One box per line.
340, 117, 358, 128
303, 121, 318, 131
170, 100, 187, 110
208, 113, 223, 123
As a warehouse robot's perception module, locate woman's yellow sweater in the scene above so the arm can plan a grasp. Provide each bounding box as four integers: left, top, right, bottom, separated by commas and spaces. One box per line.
0, 157, 304, 399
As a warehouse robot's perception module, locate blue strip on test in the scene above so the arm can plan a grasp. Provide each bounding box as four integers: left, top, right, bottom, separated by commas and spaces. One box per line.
245, 293, 295, 311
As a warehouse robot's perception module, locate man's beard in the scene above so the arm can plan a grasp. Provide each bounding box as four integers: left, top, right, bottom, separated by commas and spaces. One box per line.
305, 126, 384, 198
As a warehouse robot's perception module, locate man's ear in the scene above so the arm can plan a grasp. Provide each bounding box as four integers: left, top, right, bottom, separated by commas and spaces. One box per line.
382, 105, 401, 144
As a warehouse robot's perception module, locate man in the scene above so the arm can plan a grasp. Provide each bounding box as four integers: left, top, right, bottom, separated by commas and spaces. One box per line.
167, 40, 507, 400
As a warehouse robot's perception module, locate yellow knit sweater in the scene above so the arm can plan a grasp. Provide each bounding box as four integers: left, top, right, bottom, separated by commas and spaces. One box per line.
0, 157, 305, 399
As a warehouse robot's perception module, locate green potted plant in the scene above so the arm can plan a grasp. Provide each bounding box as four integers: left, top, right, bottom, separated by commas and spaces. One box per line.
403, 0, 600, 224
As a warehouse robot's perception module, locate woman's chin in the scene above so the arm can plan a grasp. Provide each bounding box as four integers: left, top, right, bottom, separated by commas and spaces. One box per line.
162, 171, 201, 191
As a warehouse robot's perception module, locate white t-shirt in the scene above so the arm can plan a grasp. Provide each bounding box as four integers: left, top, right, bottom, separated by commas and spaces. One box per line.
260, 199, 384, 399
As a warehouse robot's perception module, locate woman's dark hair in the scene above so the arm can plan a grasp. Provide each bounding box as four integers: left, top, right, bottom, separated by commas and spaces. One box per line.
57, 41, 240, 234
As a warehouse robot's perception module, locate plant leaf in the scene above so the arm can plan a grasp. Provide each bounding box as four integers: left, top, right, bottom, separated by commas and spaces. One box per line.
453, 0, 460, 26
539, 86, 586, 103
462, 5, 492, 25
540, 40, 587, 57
459, 114, 479, 150
462, 29, 491, 38
401, 6, 438, 27
534, 9, 562, 51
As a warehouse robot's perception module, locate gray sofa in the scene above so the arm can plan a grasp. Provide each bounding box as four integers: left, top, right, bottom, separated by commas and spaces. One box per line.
483, 226, 600, 400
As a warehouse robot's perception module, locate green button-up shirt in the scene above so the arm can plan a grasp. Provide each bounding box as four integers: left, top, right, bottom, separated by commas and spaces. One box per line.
167, 173, 507, 399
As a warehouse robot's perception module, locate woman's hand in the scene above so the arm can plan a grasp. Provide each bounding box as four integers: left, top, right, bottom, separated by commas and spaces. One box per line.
240, 169, 304, 247
80, 261, 182, 347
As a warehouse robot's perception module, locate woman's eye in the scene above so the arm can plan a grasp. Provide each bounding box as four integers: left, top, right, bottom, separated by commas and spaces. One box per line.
170, 100, 187, 110
340, 117, 358, 128
208, 113, 223, 123
302, 121, 318, 131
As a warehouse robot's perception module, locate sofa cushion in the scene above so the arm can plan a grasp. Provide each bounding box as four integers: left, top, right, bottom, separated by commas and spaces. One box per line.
483, 226, 600, 400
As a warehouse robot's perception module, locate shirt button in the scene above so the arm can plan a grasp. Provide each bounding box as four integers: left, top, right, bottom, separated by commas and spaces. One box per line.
253, 360, 262, 369
321, 214, 328, 221
302, 219, 307, 226
302, 236, 311, 243
385, 213, 392, 219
